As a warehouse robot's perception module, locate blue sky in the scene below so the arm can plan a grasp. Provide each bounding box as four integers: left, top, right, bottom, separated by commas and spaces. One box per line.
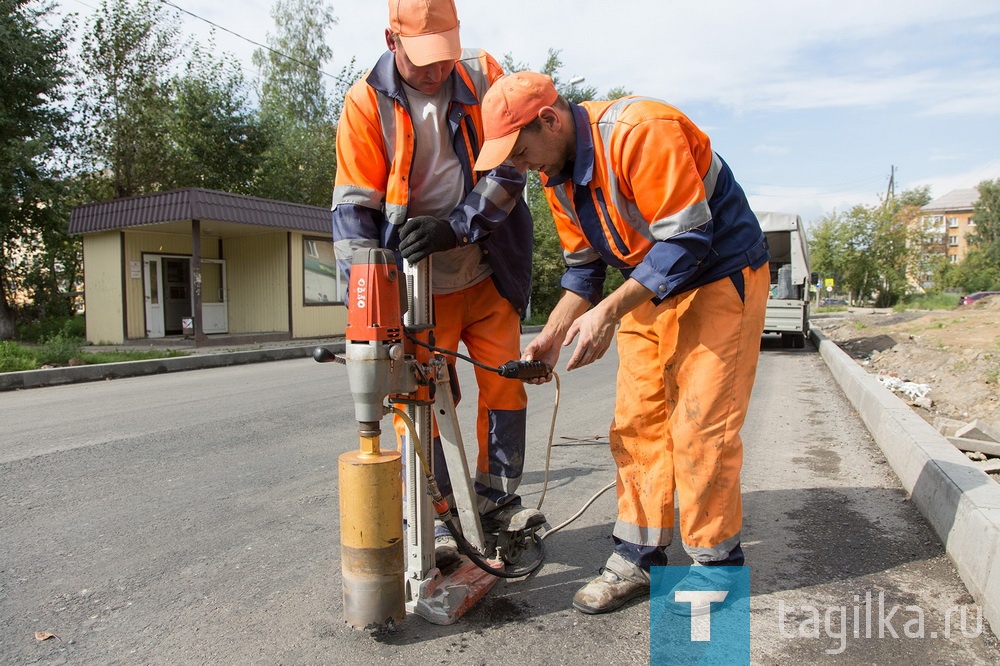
55, 0, 1000, 224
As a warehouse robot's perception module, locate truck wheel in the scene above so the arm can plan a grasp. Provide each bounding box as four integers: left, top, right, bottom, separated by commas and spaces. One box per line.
781, 333, 794, 348
793, 333, 806, 349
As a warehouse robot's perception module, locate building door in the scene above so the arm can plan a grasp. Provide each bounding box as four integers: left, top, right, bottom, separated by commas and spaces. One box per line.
145, 256, 228, 337
163, 258, 191, 335
143, 257, 165, 338
201, 259, 228, 334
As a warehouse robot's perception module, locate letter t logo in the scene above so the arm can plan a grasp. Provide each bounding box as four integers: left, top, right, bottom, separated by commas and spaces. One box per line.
675, 591, 729, 641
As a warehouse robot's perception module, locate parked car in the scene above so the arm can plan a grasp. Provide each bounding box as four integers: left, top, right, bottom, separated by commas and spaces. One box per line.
961, 291, 1000, 305
820, 297, 847, 307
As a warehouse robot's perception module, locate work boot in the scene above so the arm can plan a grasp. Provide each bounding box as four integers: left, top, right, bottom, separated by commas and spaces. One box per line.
434, 521, 460, 569
480, 503, 546, 533
572, 552, 650, 615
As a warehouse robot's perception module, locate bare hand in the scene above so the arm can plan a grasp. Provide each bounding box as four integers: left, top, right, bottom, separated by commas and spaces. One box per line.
563, 306, 617, 371
522, 332, 561, 385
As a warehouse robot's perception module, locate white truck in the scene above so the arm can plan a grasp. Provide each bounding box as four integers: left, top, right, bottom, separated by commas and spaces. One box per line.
755, 211, 816, 348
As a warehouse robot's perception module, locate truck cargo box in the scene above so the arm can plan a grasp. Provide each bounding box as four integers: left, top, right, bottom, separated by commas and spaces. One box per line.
755, 211, 814, 348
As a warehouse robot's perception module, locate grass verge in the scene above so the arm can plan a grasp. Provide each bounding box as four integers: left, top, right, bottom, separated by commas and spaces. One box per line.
1, 339, 187, 373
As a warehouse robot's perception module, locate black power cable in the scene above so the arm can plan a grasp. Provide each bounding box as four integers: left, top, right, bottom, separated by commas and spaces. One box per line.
404, 331, 550, 380
445, 517, 545, 579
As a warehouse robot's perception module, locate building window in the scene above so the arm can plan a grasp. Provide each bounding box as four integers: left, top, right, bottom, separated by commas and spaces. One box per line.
303, 237, 345, 305
949, 254, 958, 264
948, 217, 959, 228
949, 235, 959, 246
968, 216, 976, 226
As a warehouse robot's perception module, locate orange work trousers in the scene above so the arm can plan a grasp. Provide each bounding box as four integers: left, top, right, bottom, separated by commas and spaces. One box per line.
394, 277, 528, 516
610, 264, 768, 563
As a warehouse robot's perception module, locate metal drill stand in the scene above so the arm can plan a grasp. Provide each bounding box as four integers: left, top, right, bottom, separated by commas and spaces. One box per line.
316, 248, 500, 628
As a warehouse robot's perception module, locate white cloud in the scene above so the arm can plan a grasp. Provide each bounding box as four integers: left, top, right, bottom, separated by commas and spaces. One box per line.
913, 159, 1000, 199
50, 0, 1000, 220
748, 183, 890, 224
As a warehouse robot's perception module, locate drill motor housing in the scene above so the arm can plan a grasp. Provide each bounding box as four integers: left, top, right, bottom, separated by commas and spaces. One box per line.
344, 248, 416, 423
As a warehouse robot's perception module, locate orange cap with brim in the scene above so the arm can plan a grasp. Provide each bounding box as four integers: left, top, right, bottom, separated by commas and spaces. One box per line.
389, 0, 461, 67
474, 71, 558, 172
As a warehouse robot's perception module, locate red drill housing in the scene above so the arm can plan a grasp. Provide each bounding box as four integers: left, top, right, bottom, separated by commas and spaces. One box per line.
345, 248, 405, 343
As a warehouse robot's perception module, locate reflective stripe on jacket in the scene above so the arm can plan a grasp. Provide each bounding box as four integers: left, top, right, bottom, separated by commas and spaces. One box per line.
332, 48, 533, 315
544, 97, 768, 305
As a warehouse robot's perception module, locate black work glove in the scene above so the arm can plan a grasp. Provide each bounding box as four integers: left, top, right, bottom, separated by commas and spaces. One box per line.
397, 216, 458, 264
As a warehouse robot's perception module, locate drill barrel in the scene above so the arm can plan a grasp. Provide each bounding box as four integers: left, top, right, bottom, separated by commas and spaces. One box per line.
339, 431, 404, 630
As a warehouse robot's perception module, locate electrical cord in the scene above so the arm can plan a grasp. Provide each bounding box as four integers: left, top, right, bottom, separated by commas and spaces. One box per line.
404, 332, 550, 379
540, 481, 617, 540
405, 331, 497, 374
392, 407, 544, 579
393, 343, 617, 567
534, 371, 560, 511
528, 370, 616, 540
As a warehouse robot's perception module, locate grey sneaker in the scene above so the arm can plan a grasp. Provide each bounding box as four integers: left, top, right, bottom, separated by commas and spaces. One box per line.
434, 533, 460, 569
481, 503, 546, 533
572, 553, 650, 615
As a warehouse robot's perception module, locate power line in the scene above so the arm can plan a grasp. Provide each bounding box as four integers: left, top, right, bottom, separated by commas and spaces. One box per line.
157, 0, 354, 85
65, 0, 100, 11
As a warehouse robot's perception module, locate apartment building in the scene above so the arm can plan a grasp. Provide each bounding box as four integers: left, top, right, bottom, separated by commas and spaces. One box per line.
920, 188, 979, 264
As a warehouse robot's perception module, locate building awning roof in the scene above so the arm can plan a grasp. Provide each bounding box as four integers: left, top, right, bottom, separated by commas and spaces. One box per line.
69, 188, 331, 236
920, 188, 979, 213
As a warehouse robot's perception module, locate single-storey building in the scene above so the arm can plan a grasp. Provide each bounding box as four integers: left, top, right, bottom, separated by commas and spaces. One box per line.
69, 188, 348, 345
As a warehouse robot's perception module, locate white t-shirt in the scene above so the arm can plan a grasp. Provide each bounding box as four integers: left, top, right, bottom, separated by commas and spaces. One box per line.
403, 80, 492, 294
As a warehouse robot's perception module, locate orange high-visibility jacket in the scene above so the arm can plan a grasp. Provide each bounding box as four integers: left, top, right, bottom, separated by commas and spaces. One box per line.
332, 49, 533, 315
543, 98, 768, 304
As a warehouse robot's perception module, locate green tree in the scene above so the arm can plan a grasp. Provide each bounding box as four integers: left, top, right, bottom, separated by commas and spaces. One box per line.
166, 41, 267, 194
871, 196, 924, 307
0, 0, 72, 340
833, 206, 879, 305
809, 187, 932, 307
76, 0, 181, 199
938, 179, 1000, 292
969, 179, 1000, 249
252, 0, 347, 206
807, 212, 847, 296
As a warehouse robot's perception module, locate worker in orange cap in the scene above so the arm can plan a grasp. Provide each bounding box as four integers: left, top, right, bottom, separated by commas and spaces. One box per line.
332, 2, 543, 567
474, 71, 770, 614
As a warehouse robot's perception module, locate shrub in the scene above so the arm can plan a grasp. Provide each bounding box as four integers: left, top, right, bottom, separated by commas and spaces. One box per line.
0, 342, 39, 373
894, 293, 962, 312
39, 332, 83, 365
17, 315, 85, 344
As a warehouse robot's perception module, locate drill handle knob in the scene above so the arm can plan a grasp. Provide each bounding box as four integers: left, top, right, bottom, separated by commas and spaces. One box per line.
313, 347, 346, 364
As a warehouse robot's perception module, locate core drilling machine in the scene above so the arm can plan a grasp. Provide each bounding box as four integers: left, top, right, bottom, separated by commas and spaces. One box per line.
314, 248, 549, 629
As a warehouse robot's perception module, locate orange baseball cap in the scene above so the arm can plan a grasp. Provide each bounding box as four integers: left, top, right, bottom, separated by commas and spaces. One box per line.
474, 71, 558, 172
388, 0, 461, 67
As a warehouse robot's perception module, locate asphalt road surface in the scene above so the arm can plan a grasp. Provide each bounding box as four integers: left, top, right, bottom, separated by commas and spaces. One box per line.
2, 335, 999, 664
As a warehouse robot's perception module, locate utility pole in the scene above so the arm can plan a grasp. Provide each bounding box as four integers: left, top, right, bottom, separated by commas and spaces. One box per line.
885, 165, 896, 203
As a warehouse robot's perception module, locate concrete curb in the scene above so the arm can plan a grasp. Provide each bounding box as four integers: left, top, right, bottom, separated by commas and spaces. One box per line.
0, 342, 347, 391
812, 326, 1000, 633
